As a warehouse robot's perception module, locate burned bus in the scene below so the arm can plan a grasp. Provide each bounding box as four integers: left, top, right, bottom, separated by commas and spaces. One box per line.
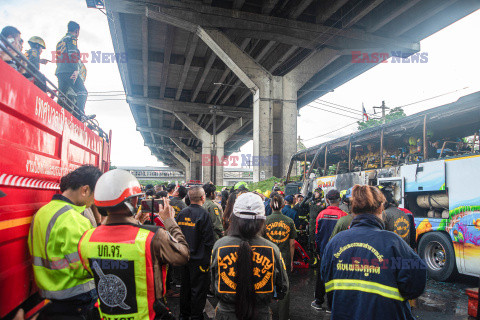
285, 92, 480, 281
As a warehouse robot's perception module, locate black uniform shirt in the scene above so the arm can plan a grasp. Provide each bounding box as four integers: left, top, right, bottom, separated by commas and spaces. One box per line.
176, 204, 215, 263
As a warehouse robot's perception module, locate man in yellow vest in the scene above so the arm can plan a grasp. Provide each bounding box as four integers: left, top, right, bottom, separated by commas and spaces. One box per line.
78, 169, 190, 319
28, 165, 103, 319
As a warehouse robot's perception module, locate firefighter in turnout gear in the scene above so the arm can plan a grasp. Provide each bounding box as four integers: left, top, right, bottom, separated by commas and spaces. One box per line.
24, 36, 48, 91
306, 187, 325, 267
78, 169, 189, 320
28, 165, 103, 319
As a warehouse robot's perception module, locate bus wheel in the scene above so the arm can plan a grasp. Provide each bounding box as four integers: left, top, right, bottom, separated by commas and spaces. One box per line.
418, 232, 458, 281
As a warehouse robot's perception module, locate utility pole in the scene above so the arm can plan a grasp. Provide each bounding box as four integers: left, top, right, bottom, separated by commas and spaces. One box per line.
373, 100, 389, 124
212, 105, 217, 185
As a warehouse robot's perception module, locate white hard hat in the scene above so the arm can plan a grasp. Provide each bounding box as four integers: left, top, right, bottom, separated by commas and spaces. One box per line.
94, 169, 143, 207
233, 192, 266, 220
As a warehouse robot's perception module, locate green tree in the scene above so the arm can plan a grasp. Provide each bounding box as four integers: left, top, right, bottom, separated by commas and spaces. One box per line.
357, 106, 406, 130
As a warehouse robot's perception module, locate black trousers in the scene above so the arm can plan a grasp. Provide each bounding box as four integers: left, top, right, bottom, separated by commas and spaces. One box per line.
57, 72, 88, 116
315, 262, 332, 308
180, 262, 210, 320
39, 298, 99, 320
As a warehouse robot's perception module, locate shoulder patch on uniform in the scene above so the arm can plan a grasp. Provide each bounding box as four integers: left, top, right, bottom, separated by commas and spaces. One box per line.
214, 207, 219, 216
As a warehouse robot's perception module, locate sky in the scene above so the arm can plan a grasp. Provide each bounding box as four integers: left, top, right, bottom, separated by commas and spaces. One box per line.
1, 0, 480, 169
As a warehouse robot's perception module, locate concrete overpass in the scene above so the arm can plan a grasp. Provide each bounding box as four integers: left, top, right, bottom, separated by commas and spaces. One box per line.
105, 0, 480, 185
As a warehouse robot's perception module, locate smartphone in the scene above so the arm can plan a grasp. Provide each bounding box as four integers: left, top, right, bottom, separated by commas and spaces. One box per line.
141, 199, 154, 213
154, 199, 164, 213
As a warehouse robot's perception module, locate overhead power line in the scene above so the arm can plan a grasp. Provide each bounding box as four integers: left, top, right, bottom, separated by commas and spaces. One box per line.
307, 104, 360, 120
395, 87, 470, 109
312, 100, 363, 117
304, 121, 358, 142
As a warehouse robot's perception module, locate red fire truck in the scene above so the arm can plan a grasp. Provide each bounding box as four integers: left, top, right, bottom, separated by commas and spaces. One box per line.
0, 58, 111, 317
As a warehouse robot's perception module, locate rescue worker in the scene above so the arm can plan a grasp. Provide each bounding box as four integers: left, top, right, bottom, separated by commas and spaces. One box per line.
381, 187, 411, 245
264, 193, 296, 320
264, 191, 275, 217
78, 169, 190, 319
176, 187, 215, 320
307, 187, 325, 267
0, 26, 23, 70
282, 195, 299, 228
55, 21, 91, 120
211, 193, 289, 320
170, 185, 187, 218
28, 165, 102, 319
293, 194, 309, 229
321, 185, 427, 319
329, 187, 354, 240
311, 189, 347, 313
24, 36, 48, 91
202, 183, 224, 240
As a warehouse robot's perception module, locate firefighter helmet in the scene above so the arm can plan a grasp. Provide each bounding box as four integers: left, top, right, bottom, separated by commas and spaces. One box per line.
94, 169, 143, 208
28, 36, 46, 49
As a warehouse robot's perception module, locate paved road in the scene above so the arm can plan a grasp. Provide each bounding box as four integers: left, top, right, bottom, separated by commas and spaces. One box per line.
167, 268, 479, 319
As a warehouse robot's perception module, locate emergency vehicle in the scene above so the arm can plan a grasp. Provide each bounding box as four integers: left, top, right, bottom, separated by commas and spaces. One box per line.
0, 54, 111, 317
286, 92, 480, 282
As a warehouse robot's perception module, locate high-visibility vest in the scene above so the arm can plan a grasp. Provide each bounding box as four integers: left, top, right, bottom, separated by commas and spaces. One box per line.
28, 199, 95, 300
78, 224, 161, 320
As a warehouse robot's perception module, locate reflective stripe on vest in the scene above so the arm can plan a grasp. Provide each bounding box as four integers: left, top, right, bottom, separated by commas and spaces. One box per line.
39, 280, 96, 300
79, 225, 158, 320
325, 279, 405, 301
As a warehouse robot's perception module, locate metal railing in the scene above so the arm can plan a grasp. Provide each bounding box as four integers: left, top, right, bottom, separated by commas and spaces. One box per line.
0, 34, 108, 141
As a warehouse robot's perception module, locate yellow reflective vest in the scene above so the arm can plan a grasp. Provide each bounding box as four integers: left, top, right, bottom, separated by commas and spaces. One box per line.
28, 197, 95, 300
78, 224, 159, 319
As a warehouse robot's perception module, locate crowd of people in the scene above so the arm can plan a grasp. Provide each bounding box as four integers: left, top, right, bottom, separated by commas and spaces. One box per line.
1, 22, 93, 121
24, 165, 427, 320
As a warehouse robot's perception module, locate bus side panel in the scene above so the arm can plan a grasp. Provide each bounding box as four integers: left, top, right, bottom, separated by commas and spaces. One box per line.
445, 155, 480, 276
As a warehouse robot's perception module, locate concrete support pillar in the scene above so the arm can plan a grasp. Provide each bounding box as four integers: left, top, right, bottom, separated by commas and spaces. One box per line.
174, 112, 243, 186
171, 151, 190, 181
147, 9, 341, 182
171, 138, 202, 181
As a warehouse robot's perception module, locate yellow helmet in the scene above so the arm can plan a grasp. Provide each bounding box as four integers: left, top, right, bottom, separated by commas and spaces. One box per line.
264, 190, 271, 198
28, 36, 46, 49
408, 137, 417, 146
255, 189, 262, 194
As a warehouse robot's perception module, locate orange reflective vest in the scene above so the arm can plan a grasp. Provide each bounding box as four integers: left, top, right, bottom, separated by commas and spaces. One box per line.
79, 224, 161, 320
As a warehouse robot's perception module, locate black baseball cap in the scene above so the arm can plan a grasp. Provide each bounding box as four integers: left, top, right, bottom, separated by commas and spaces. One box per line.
326, 189, 340, 201
166, 183, 176, 192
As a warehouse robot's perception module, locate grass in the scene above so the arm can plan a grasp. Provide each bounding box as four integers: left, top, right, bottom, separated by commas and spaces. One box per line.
215, 177, 284, 193
449, 206, 480, 218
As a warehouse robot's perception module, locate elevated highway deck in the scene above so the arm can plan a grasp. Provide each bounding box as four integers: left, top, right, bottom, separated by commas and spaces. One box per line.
105, 0, 480, 184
